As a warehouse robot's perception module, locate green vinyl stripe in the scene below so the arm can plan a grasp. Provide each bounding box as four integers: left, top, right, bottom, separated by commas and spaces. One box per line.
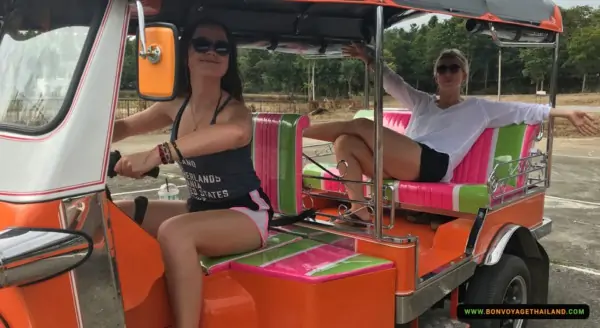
278, 114, 301, 215
235, 239, 322, 267
309, 254, 391, 276
200, 232, 301, 270
493, 124, 527, 187
457, 184, 490, 214
353, 109, 374, 120
302, 162, 335, 189
311, 232, 349, 244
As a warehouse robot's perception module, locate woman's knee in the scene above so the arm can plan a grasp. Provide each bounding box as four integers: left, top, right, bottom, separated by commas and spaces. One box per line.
333, 134, 361, 151
350, 117, 372, 131
156, 217, 192, 251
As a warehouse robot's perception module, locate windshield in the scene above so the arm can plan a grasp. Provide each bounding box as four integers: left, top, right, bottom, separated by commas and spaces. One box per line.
0, 0, 104, 133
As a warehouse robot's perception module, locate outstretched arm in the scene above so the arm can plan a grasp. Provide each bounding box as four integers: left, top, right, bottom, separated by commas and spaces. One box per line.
112, 99, 179, 143
482, 99, 551, 127
376, 63, 431, 110
343, 43, 430, 110
482, 99, 598, 136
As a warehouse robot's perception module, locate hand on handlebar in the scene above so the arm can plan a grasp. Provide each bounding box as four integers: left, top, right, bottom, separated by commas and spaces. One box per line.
114, 149, 162, 179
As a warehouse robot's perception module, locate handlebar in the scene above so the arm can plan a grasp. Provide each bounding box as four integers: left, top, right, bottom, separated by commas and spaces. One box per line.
107, 150, 160, 178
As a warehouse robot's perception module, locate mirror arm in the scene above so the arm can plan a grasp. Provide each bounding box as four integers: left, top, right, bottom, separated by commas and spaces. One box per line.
133, 0, 161, 64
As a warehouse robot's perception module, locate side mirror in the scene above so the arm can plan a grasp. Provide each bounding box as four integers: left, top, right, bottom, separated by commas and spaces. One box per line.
136, 22, 180, 101
0, 227, 92, 288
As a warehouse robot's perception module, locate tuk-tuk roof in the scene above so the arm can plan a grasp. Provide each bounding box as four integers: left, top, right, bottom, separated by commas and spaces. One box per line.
134, 0, 563, 33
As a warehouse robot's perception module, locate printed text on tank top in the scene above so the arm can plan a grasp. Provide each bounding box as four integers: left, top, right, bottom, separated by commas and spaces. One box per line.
170, 93, 261, 202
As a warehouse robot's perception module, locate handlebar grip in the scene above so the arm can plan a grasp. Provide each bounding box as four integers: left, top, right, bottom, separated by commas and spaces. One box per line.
145, 166, 160, 178
107, 150, 160, 178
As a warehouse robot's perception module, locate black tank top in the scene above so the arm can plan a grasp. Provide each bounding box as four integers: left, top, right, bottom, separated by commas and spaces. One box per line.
170, 94, 261, 203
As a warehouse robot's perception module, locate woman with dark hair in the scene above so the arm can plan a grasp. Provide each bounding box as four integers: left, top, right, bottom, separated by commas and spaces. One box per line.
111, 20, 273, 327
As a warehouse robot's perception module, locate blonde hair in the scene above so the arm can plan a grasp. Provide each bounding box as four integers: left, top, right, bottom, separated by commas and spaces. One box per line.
433, 48, 469, 77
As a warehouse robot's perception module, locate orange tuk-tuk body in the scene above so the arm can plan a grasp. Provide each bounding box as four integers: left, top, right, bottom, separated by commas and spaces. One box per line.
0, 0, 563, 327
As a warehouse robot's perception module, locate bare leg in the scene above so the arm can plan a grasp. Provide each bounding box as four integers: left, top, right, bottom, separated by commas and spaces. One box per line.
113, 199, 188, 237
343, 118, 422, 181
333, 135, 391, 221
304, 120, 355, 142
157, 210, 263, 328
305, 118, 422, 181
328, 119, 424, 222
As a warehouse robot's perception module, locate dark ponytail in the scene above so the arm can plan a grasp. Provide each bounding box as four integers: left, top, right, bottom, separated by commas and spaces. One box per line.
178, 19, 244, 102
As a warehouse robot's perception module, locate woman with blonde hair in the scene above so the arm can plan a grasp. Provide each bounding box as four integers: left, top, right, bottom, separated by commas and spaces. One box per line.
303, 43, 597, 223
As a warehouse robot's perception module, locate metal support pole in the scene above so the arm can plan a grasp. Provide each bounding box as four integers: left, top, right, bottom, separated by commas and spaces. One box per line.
497, 48, 502, 101
373, 6, 384, 239
545, 33, 559, 188
364, 62, 370, 108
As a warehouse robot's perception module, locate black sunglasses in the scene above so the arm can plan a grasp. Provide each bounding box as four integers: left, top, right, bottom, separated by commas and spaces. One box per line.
190, 37, 231, 56
436, 64, 461, 74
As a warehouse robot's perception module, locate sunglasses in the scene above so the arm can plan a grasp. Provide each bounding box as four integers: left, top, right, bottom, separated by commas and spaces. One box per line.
436, 64, 461, 74
190, 37, 231, 56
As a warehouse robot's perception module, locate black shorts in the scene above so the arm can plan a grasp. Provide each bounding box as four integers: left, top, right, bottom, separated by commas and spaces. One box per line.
416, 143, 449, 183
186, 187, 274, 221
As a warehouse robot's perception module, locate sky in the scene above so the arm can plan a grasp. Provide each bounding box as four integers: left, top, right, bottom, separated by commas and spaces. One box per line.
392, 0, 600, 29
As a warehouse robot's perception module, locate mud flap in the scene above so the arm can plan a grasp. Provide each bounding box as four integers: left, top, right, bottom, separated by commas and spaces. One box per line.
529, 241, 550, 304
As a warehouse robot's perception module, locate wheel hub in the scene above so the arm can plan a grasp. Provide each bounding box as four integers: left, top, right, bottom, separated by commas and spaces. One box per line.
500, 275, 527, 328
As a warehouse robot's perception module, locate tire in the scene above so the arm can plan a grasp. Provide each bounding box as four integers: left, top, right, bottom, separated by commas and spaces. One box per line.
463, 254, 531, 328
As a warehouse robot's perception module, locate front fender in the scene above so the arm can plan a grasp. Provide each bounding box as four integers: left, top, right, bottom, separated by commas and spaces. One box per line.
483, 223, 550, 303
484, 224, 543, 266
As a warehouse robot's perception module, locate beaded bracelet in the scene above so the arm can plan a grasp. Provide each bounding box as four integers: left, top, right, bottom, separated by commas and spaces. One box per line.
161, 142, 174, 164
157, 145, 168, 165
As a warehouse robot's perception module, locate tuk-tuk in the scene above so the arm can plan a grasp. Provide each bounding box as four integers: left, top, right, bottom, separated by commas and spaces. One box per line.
0, 0, 563, 327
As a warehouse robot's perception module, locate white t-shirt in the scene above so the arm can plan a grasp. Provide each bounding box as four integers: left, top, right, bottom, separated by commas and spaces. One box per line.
382, 65, 551, 182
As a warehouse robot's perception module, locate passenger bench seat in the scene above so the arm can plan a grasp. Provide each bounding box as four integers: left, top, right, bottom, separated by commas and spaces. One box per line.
302, 109, 540, 214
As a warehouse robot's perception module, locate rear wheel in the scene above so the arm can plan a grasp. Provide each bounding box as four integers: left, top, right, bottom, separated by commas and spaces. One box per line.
464, 254, 531, 328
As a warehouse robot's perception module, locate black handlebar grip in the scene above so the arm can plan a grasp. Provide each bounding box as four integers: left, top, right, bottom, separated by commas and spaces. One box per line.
107, 150, 121, 178
107, 150, 160, 178
145, 166, 160, 178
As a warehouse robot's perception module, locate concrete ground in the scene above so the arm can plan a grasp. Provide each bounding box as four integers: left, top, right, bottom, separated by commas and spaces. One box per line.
105, 134, 600, 328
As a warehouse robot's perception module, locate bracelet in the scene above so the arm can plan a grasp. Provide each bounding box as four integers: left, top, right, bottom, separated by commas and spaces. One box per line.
156, 145, 168, 165
161, 142, 174, 164
171, 141, 184, 161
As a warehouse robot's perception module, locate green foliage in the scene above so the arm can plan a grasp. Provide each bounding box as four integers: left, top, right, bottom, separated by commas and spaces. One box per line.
120, 5, 600, 95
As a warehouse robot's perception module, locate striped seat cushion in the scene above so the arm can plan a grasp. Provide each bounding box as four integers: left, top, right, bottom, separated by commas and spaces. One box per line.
230, 238, 393, 282
252, 113, 309, 216
200, 231, 302, 274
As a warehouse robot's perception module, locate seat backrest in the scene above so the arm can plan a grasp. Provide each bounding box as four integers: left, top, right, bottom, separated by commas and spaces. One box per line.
451, 122, 540, 186
352, 109, 540, 187
251, 113, 309, 216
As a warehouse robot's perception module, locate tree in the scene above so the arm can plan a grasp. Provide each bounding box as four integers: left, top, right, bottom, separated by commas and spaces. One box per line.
566, 25, 600, 92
